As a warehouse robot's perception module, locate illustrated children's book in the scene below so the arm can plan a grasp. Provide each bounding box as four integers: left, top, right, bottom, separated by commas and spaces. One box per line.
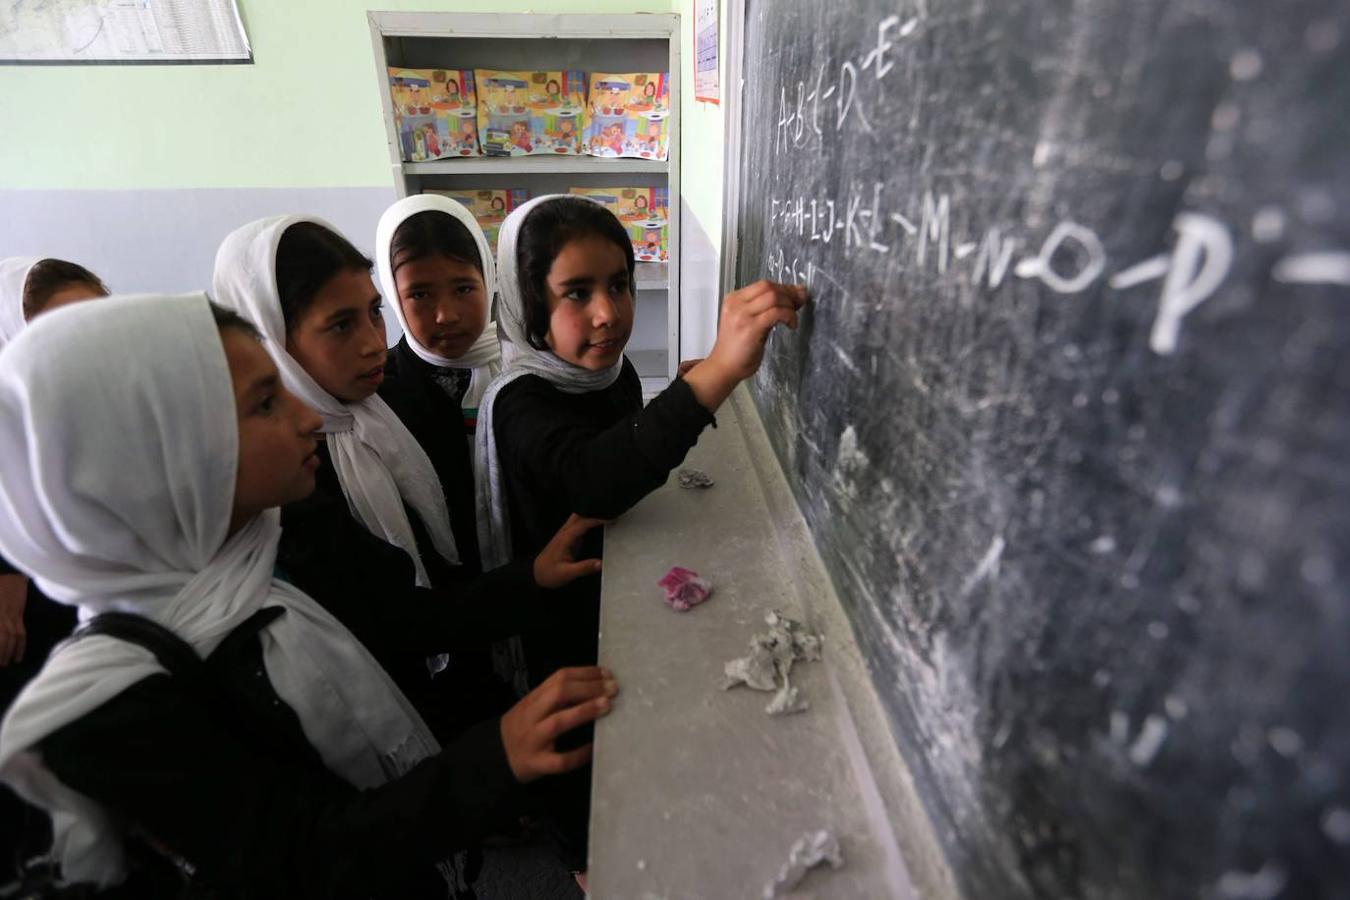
583, 72, 670, 161
570, 187, 670, 262
388, 68, 482, 160
475, 69, 586, 156
428, 188, 529, 253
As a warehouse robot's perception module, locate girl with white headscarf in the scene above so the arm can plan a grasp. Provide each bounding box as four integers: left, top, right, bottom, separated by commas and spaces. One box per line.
0, 256, 108, 348
0, 293, 615, 895
212, 216, 465, 589
0, 256, 110, 865
376, 194, 503, 429
470, 196, 804, 876
474, 195, 807, 674
375, 195, 503, 574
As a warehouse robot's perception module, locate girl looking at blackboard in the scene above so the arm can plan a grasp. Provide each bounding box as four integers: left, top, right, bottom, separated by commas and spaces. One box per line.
476, 194, 807, 681
0, 294, 615, 896
473, 193, 804, 878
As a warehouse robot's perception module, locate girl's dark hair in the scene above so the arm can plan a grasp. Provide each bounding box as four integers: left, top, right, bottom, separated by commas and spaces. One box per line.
274, 222, 372, 329
207, 299, 262, 339
21, 258, 108, 321
517, 196, 635, 351
390, 210, 482, 279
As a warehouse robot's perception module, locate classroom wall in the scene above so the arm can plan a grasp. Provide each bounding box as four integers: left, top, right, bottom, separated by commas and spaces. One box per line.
0, 0, 688, 309
675, 0, 727, 360
1, 0, 672, 190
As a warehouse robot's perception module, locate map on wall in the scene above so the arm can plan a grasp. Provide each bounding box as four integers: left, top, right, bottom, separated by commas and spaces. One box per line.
0, 0, 250, 63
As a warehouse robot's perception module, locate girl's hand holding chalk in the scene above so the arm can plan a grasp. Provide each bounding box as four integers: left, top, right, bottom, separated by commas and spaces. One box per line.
684, 280, 809, 411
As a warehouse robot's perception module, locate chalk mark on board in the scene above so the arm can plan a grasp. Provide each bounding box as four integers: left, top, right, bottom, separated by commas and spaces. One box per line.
757, 9, 1346, 356
959, 536, 1005, 598
1272, 252, 1350, 286
891, 212, 918, 236
1014, 221, 1107, 294
1110, 254, 1171, 290
1148, 214, 1234, 355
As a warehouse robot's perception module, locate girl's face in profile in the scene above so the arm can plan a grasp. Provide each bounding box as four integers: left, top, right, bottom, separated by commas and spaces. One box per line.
224, 328, 323, 531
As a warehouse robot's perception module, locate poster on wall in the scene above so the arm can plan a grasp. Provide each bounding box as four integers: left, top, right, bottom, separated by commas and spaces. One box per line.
694, 0, 719, 103
0, 0, 250, 63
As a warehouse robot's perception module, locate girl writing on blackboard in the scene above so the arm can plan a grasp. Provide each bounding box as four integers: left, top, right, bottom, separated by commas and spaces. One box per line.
0, 294, 616, 897
476, 194, 807, 682
474, 193, 804, 880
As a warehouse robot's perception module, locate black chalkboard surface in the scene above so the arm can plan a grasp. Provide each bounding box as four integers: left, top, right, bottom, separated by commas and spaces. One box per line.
731, 1, 1350, 897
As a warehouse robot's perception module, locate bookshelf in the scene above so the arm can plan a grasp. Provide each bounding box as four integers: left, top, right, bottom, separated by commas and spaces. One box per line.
369, 12, 681, 394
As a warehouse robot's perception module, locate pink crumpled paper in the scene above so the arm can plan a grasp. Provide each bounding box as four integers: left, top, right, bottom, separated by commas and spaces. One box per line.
657, 566, 714, 612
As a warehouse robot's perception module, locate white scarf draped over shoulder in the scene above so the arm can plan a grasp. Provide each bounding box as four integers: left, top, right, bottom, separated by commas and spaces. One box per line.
211, 215, 459, 586
0, 256, 40, 348
375, 193, 504, 415
472, 195, 627, 570
0, 294, 439, 887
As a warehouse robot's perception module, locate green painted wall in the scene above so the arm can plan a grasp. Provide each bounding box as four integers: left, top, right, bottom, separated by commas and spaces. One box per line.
0, 0, 674, 190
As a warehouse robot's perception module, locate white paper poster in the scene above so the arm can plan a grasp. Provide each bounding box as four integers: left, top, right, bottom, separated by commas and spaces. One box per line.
694, 0, 719, 103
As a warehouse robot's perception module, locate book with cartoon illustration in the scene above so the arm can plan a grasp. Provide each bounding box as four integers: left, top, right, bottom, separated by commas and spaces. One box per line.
570, 186, 670, 262
388, 68, 482, 161
583, 72, 670, 161
475, 69, 587, 157
427, 188, 530, 253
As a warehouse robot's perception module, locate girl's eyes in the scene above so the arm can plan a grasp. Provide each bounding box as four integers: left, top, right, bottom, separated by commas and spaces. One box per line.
565, 288, 589, 302
256, 394, 277, 415
610, 279, 630, 297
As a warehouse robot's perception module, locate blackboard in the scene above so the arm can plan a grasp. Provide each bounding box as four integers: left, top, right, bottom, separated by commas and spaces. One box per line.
730, 1, 1350, 897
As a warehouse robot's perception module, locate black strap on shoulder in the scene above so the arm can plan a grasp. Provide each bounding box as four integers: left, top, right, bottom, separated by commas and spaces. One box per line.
74, 607, 287, 678
74, 611, 205, 680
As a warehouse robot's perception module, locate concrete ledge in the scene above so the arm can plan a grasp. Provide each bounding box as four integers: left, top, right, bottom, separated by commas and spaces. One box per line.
590, 385, 957, 899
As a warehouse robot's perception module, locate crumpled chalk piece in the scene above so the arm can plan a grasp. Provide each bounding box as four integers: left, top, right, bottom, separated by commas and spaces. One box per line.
763, 829, 844, 898
658, 566, 714, 612
722, 610, 824, 715
724, 648, 779, 691
677, 467, 715, 489
765, 682, 808, 716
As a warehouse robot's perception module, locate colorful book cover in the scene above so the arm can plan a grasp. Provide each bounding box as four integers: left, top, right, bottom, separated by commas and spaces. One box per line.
427, 188, 529, 253
583, 72, 670, 161
388, 68, 482, 161
475, 69, 586, 157
570, 187, 670, 262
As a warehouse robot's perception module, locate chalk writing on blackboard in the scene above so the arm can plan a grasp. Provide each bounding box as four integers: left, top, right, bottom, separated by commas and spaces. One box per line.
761, 10, 1348, 357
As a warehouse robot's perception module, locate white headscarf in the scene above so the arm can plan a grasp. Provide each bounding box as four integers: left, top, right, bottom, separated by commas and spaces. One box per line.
0, 294, 439, 886
375, 194, 503, 414
212, 215, 459, 586
473, 195, 627, 569
0, 256, 39, 348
